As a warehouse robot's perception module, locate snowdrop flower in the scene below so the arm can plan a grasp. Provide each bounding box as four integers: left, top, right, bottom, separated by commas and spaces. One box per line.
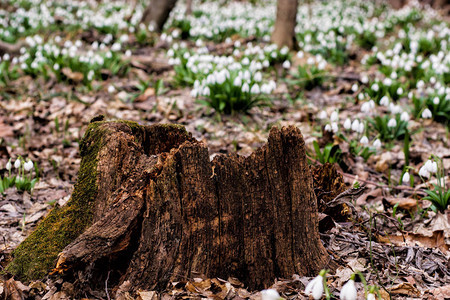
5, 159, 12, 171
261, 289, 280, 300
380, 96, 389, 106
14, 158, 21, 169
397, 87, 403, 95
402, 172, 410, 184
318, 110, 327, 120
233, 76, 242, 87
24, 160, 33, 172
400, 112, 410, 122
351, 83, 358, 92
108, 85, 115, 93
367, 293, 376, 300
419, 165, 430, 178
190, 88, 198, 97
331, 122, 339, 133
358, 122, 365, 134
358, 93, 365, 101
297, 51, 304, 58
324, 124, 332, 132
373, 139, 381, 149
53, 63, 60, 71
351, 119, 360, 132
361, 75, 369, 84
305, 275, 324, 300
383, 78, 392, 86
371, 83, 379, 92
387, 118, 397, 128
340, 279, 357, 300
343, 118, 351, 130
282, 60, 291, 69
254, 72, 262, 82
433, 97, 440, 105
422, 108, 432, 119
425, 160, 437, 173
360, 136, 369, 145
330, 111, 339, 122
250, 84, 260, 94
242, 82, 250, 93
202, 86, 210, 96
361, 101, 373, 114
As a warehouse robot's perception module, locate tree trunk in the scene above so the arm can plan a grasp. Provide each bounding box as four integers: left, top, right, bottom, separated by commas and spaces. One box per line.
185, 0, 193, 16
141, 0, 178, 32
271, 0, 299, 50
7, 119, 333, 296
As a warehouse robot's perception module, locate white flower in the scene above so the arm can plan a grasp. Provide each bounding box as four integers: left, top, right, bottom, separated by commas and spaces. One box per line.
242, 83, 250, 93
361, 102, 372, 114
383, 78, 392, 86
5, 159, 12, 171
361, 75, 369, 84
343, 118, 351, 130
360, 136, 369, 145
24, 160, 34, 172
331, 122, 339, 133
402, 172, 410, 183
254, 72, 262, 82
387, 118, 397, 128
340, 279, 357, 300
351, 83, 358, 92
400, 112, 410, 122
108, 85, 115, 93
202, 86, 210, 96
324, 124, 332, 132
371, 83, 379, 92
318, 111, 328, 120
419, 165, 430, 178
358, 122, 365, 134
367, 293, 376, 300
425, 160, 437, 173
250, 84, 260, 94
233, 76, 242, 87
261, 289, 280, 300
380, 96, 389, 106
373, 139, 381, 149
330, 111, 339, 122
397, 87, 403, 95
433, 97, 440, 105
14, 158, 21, 169
351, 119, 360, 132
125, 50, 132, 57
282, 60, 291, 69
305, 275, 324, 300
422, 108, 432, 119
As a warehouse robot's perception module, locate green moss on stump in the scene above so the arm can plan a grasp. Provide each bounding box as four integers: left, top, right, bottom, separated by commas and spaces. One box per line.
6, 120, 190, 281
6, 121, 106, 281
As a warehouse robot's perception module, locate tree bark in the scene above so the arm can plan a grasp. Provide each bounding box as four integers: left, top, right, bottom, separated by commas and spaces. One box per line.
8, 120, 333, 296
141, 0, 178, 32
185, 0, 193, 16
271, 0, 299, 50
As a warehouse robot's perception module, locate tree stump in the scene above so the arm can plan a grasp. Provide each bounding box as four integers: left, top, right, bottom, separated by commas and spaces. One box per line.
7, 119, 333, 295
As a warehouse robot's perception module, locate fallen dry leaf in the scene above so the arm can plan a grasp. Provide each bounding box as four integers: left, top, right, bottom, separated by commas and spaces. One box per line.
377, 231, 449, 254
62, 67, 84, 83
384, 197, 419, 211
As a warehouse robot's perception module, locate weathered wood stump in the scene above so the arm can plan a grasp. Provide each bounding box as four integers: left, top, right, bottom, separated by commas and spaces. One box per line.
7, 119, 333, 295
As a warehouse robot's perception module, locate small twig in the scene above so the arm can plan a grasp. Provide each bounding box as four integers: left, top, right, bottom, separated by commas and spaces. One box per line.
105, 270, 111, 300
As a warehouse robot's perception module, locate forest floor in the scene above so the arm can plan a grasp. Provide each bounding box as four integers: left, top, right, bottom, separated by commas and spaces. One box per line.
0, 0, 449, 299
